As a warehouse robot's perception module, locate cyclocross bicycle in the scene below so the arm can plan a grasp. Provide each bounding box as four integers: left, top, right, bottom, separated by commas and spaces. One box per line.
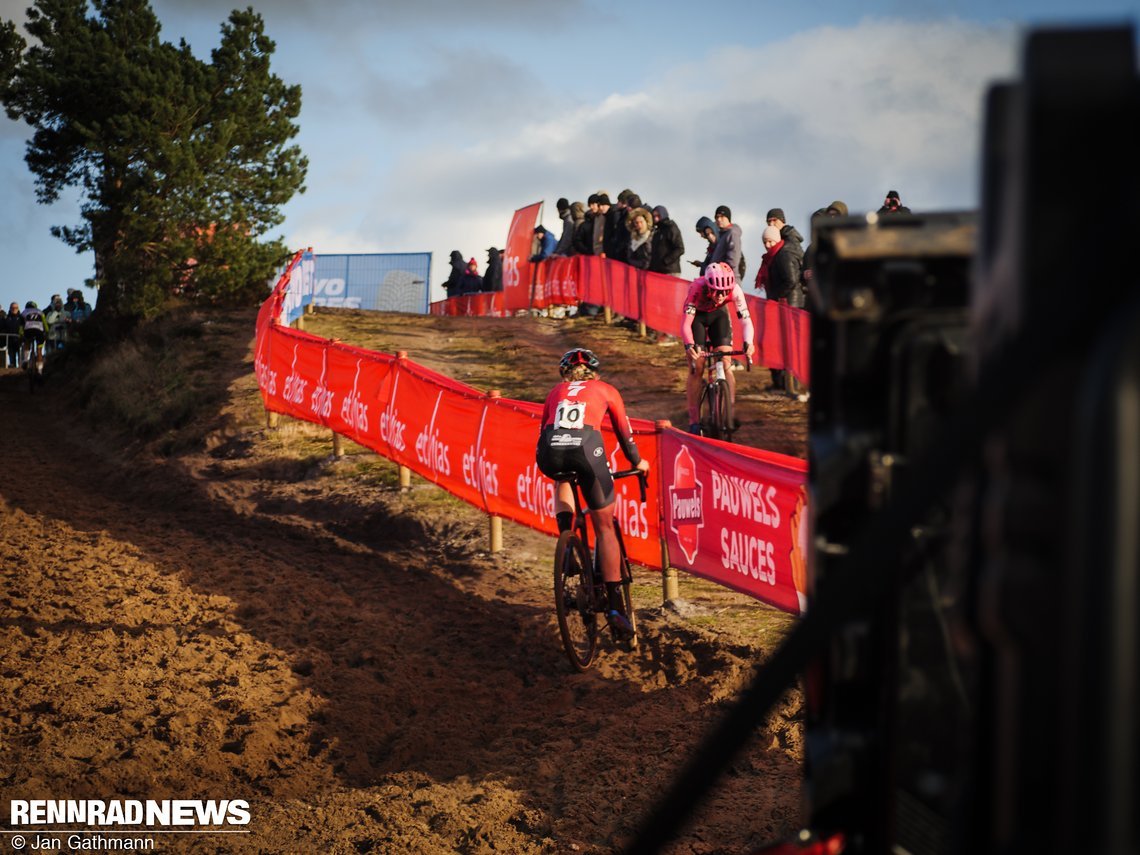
552, 468, 647, 672
22, 338, 45, 394
692, 345, 750, 441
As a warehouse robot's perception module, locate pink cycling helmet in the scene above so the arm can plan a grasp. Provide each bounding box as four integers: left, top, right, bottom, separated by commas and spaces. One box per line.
705, 262, 735, 292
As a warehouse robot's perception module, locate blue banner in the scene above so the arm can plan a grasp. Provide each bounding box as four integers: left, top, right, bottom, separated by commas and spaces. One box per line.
309, 253, 431, 314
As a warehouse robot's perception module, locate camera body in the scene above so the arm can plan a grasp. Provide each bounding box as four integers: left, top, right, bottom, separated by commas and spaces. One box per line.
805, 210, 976, 855
802, 25, 1139, 855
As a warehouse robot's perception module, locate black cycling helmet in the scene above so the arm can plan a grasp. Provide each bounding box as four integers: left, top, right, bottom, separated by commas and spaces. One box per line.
559, 348, 600, 375
25, 301, 38, 309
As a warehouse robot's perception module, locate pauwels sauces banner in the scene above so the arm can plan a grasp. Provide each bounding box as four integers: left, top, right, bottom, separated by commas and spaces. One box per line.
661, 428, 808, 614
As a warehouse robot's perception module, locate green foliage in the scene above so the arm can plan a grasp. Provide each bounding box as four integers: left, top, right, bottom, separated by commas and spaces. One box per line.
1, 0, 307, 321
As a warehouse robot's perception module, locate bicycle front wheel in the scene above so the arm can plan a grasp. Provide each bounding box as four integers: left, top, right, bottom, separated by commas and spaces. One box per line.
700, 379, 731, 440
554, 531, 599, 671
715, 378, 734, 441
613, 523, 638, 651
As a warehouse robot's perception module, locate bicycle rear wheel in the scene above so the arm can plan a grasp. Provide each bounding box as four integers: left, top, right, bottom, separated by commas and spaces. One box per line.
554, 531, 599, 671
27, 351, 41, 395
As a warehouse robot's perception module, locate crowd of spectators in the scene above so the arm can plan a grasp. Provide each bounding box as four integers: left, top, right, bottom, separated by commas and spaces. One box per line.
440, 187, 913, 401
443, 248, 503, 297
1, 288, 92, 368
509, 187, 912, 299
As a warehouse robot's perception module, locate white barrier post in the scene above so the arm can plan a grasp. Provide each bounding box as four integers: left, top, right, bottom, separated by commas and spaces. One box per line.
487, 390, 503, 553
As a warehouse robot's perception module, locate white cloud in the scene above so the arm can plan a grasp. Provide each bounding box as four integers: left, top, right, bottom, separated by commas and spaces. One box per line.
283, 18, 1018, 300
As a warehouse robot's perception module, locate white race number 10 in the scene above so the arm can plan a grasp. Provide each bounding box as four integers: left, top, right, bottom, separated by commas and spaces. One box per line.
554, 400, 587, 429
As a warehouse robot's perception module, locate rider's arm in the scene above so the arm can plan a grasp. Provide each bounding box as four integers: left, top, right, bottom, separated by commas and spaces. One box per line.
680, 307, 697, 347
732, 285, 756, 352
603, 384, 642, 467
680, 279, 702, 348
538, 385, 560, 428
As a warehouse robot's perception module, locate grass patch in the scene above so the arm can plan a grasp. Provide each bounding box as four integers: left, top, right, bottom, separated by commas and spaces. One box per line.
72, 308, 247, 454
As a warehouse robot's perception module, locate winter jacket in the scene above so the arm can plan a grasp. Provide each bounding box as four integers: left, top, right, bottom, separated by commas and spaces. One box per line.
648, 206, 684, 275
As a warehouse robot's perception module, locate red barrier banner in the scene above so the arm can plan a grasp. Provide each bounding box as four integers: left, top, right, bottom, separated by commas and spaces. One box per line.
604, 259, 641, 320
746, 297, 811, 380
434, 246, 811, 385
642, 269, 690, 335
430, 292, 505, 317
530, 255, 581, 308
502, 202, 542, 313
659, 428, 808, 614
257, 251, 812, 607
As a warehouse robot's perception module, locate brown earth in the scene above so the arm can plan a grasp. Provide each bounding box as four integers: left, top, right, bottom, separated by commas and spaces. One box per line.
0, 306, 807, 854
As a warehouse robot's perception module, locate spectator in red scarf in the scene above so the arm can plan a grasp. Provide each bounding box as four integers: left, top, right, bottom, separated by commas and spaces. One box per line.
756, 224, 804, 394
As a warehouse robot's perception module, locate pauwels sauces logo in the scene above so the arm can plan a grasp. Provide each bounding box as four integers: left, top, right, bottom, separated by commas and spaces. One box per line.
668, 445, 704, 564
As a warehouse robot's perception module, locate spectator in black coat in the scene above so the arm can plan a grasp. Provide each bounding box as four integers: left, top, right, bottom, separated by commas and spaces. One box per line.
648, 205, 684, 275
485, 248, 503, 292
443, 250, 466, 298
2, 302, 22, 367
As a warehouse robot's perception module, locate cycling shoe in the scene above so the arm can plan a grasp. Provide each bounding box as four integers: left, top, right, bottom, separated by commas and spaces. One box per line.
607, 610, 635, 639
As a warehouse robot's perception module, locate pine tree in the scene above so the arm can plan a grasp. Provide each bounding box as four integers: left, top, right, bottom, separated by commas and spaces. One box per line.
0, 0, 307, 320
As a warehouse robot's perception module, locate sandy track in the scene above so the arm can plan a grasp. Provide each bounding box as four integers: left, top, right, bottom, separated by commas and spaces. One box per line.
0, 312, 803, 854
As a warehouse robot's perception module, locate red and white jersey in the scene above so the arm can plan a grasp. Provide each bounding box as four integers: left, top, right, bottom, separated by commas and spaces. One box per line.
540, 378, 641, 464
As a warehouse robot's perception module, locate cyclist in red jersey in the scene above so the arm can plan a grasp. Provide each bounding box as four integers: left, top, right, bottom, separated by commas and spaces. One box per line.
536, 348, 650, 635
680, 262, 756, 433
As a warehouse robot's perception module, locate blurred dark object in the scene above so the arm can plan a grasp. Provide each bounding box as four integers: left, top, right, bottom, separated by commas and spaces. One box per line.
625, 23, 1138, 855
804, 23, 1139, 855
806, 210, 976, 855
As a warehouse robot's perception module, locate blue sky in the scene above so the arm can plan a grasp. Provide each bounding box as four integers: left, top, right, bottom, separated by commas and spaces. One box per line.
1, 0, 1136, 314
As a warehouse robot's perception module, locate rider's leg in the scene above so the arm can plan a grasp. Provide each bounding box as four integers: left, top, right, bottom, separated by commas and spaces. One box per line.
589, 504, 629, 619
589, 505, 620, 583
554, 481, 575, 532
717, 345, 736, 403
686, 353, 706, 424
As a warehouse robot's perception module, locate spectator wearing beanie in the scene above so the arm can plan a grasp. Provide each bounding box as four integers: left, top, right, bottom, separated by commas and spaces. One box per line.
458, 257, 483, 295
553, 197, 575, 255
757, 223, 803, 395
709, 204, 744, 283
766, 206, 805, 264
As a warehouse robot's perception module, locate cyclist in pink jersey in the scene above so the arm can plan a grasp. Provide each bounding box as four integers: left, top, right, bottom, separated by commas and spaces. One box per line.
536, 348, 650, 635
680, 262, 756, 434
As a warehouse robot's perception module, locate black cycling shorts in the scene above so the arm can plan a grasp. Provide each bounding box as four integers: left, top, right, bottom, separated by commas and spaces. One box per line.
689, 306, 732, 349
23, 329, 45, 346
535, 425, 615, 510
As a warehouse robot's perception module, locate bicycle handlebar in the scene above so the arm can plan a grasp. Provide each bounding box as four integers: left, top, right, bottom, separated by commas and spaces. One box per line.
611, 468, 648, 503
687, 348, 752, 374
